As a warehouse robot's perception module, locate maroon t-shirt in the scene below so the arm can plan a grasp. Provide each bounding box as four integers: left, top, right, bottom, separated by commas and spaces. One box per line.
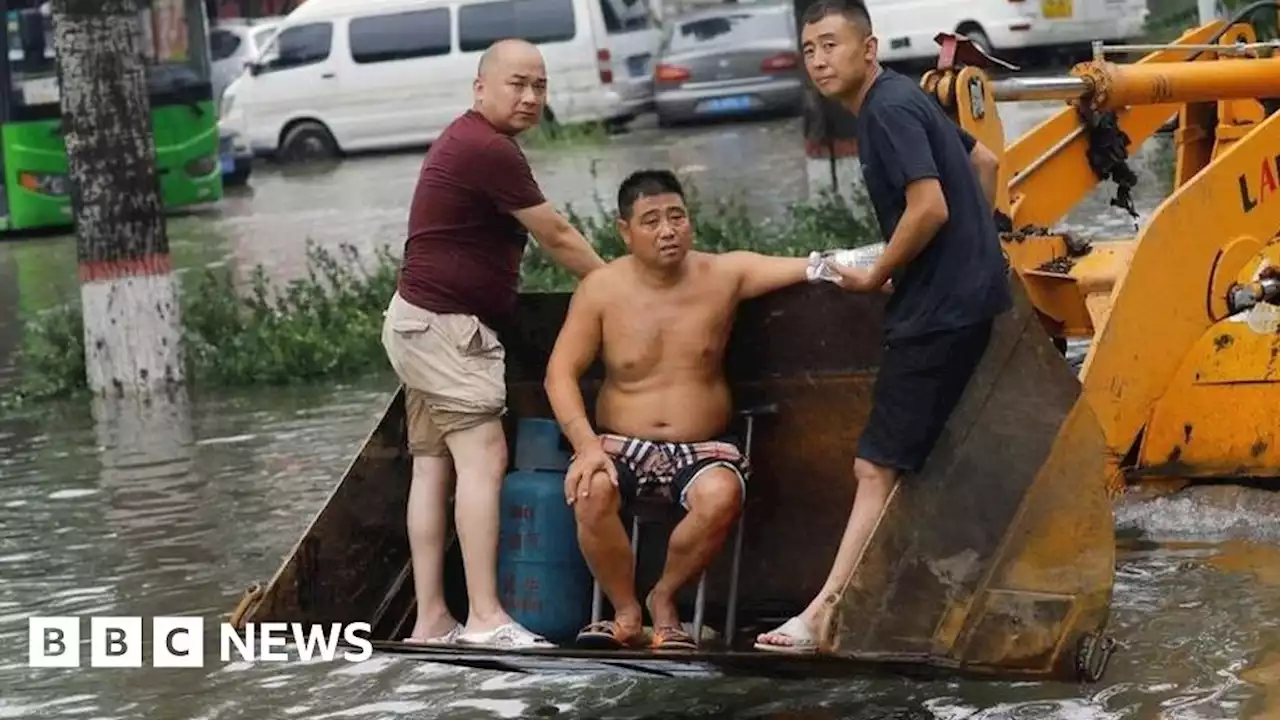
398, 110, 547, 330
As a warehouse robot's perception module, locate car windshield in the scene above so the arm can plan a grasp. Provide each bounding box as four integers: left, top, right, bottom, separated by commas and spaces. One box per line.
664, 6, 789, 52
5, 0, 211, 110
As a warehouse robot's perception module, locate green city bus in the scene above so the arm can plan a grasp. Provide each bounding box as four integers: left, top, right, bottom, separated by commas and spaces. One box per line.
0, 0, 221, 232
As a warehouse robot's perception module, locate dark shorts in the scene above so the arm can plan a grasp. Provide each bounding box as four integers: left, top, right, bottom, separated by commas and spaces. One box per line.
597, 432, 750, 511
856, 319, 994, 475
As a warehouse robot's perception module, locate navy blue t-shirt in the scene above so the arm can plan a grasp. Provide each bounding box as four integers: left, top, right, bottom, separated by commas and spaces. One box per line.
854, 67, 1012, 341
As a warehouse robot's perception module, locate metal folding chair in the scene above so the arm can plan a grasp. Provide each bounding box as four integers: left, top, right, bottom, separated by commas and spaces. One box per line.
589, 403, 777, 647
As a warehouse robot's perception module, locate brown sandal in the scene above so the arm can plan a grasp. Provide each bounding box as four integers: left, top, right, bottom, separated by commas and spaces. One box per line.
575, 620, 648, 650
650, 625, 698, 651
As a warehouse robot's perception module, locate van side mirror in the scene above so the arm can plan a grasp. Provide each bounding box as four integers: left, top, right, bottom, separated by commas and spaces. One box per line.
247, 61, 262, 76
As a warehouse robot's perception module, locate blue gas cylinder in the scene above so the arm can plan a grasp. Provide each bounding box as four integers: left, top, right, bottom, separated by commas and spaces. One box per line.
497, 418, 591, 643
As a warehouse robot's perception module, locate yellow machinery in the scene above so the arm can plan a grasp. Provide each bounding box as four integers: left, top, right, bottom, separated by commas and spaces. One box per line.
923, 9, 1280, 496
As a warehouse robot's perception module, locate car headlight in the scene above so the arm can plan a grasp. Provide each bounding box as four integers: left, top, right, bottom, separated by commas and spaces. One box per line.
184, 155, 218, 177
18, 171, 69, 196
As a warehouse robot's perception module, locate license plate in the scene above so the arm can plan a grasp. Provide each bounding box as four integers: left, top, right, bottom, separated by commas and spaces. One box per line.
220, 155, 235, 174
626, 54, 650, 77
1041, 0, 1073, 18
699, 95, 753, 113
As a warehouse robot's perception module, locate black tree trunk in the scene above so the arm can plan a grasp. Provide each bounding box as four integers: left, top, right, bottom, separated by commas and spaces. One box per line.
52, 0, 184, 395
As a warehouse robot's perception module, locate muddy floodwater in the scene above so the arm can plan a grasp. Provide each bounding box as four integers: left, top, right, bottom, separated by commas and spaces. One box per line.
2, 104, 1279, 719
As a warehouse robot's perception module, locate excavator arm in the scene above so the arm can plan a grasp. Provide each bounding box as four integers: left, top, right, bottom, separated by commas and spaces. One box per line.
923, 13, 1280, 492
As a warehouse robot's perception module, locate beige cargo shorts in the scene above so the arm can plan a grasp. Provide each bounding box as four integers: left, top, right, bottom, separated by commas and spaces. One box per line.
380, 292, 507, 457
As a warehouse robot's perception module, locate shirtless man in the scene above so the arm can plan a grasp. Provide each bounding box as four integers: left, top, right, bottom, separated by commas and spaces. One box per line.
543, 169, 832, 650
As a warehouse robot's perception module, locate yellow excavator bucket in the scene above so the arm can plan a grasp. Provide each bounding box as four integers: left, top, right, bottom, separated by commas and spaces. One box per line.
827, 278, 1113, 679
226, 9, 1280, 687
230, 275, 1117, 682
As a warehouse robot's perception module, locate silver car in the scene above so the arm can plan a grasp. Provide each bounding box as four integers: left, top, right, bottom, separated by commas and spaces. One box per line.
653, 2, 804, 126
210, 18, 281, 105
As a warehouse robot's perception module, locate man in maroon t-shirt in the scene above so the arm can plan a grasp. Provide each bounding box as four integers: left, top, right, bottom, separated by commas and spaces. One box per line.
381, 39, 605, 649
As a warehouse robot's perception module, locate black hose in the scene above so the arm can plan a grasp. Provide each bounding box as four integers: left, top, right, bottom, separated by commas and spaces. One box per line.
1186, 1, 1280, 114
1186, 0, 1280, 61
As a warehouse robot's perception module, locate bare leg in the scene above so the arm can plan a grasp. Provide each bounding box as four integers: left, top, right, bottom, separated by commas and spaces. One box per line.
444, 417, 513, 634
755, 457, 897, 650
574, 471, 644, 638
405, 453, 461, 641
647, 468, 743, 631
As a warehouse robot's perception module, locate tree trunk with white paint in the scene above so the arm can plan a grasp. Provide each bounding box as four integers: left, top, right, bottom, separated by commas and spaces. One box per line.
52, 0, 183, 396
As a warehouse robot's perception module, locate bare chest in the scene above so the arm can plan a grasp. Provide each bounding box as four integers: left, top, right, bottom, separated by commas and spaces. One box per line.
601, 287, 737, 377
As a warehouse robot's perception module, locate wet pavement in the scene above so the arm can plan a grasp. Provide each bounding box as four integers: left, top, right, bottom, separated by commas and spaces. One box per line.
2, 100, 1278, 719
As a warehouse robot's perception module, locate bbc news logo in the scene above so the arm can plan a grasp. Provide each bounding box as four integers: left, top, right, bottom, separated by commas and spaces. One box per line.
28, 617, 373, 668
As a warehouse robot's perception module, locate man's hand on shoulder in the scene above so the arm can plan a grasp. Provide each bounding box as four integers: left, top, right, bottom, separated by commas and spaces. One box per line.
511, 204, 606, 279
723, 250, 811, 300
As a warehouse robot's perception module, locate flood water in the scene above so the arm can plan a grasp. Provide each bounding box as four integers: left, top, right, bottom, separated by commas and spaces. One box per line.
2, 101, 1278, 719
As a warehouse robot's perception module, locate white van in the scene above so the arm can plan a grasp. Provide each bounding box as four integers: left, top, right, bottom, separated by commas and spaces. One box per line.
864, 0, 1150, 65
598, 0, 664, 120
219, 0, 628, 161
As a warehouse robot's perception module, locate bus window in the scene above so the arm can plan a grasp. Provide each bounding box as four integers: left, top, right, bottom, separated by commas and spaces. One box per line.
138, 0, 213, 94
2, 0, 213, 113
5, 6, 58, 109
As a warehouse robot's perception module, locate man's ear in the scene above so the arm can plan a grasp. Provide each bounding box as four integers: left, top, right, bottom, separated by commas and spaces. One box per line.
615, 217, 633, 249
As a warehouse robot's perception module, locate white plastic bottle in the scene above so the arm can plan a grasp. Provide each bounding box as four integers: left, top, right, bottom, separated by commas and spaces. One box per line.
829, 243, 886, 269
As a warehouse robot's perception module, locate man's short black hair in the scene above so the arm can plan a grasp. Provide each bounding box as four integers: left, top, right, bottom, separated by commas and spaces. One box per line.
617, 169, 685, 220
800, 0, 873, 36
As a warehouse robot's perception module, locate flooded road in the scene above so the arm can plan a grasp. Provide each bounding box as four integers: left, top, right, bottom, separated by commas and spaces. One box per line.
2, 100, 1278, 719
3, 380, 1280, 719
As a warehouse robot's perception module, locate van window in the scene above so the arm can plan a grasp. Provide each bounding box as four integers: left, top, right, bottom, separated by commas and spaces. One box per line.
664, 7, 788, 52
458, 0, 577, 52
259, 22, 332, 72
600, 0, 655, 33
209, 29, 241, 61
251, 26, 279, 53
349, 9, 451, 63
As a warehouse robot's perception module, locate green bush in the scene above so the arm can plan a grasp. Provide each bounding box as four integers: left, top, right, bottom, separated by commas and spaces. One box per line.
2, 186, 876, 407
521, 184, 876, 292
519, 120, 611, 150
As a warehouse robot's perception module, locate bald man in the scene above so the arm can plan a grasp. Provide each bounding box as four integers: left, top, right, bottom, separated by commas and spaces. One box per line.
381, 38, 606, 650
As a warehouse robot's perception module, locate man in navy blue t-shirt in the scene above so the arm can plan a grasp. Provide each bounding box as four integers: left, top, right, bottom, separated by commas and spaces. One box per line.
756, 0, 1012, 654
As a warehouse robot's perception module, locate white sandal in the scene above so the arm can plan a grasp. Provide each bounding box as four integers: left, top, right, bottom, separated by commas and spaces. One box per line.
753, 616, 819, 654
403, 622, 463, 646
455, 622, 554, 649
